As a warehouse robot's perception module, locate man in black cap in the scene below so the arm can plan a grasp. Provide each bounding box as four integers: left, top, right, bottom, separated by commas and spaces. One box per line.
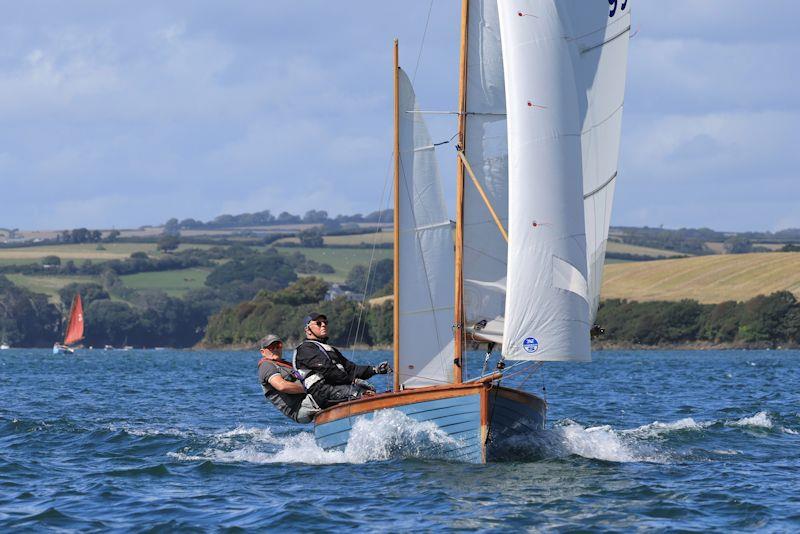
257, 334, 320, 423
293, 311, 391, 409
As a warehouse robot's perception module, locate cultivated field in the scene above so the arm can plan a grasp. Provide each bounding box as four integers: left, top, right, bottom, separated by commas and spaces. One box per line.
605, 241, 685, 258
6, 274, 97, 303
283, 247, 393, 283
0, 243, 208, 262
274, 232, 393, 246
601, 252, 800, 304
119, 268, 211, 296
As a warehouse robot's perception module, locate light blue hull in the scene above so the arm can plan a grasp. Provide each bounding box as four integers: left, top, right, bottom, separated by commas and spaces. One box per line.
314, 385, 546, 463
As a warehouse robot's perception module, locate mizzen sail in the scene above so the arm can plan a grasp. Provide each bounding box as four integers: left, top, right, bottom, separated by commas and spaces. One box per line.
397, 68, 455, 388
63, 294, 85, 346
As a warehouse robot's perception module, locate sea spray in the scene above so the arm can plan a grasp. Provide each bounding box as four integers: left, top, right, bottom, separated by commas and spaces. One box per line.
343, 410, 460, 462
168, 410, 460, 465
727, 411, 773, 429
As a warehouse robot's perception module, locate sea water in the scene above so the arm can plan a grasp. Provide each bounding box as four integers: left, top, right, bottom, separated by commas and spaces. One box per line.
1, 349, 798, 530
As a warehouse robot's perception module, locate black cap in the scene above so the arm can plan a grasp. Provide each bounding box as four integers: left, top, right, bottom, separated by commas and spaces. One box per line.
303, 312, 327, 327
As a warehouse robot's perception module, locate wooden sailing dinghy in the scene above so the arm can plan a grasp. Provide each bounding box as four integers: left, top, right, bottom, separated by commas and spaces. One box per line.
314, 0, 631, 463
53, 294, 85, 354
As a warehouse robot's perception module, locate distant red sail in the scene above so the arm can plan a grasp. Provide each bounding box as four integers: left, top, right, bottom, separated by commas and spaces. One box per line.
63, 294, 85, 346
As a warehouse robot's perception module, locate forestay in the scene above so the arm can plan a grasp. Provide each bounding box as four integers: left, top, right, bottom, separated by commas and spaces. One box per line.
462, 0, 509, 345
397, 68, 455, 388
498, 0, 623, 361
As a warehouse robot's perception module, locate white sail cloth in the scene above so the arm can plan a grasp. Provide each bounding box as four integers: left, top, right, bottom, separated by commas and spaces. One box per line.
497, 0, 607, 361
462, 0, 509, 345
571, 3, 631, 322
463, 0, 630, 348
397, 68, 455, 388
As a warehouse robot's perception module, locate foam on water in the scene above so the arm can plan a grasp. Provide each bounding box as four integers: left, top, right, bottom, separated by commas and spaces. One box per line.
166, 409, 793, 466
549, 420, 666, 463
624, 417, 711, 439
727, 411, 773, 429
106, 424, 190, 438
169, 410, 460, 465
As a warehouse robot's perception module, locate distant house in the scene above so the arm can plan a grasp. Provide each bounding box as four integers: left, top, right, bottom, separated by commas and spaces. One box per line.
325, 283, 364, 302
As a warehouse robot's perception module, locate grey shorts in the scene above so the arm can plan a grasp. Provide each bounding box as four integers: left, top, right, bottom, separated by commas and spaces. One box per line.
296, 395, 321, 424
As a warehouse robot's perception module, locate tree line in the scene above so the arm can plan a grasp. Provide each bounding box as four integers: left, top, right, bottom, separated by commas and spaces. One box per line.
596, 292, 800, 347
170, 208, 394, 230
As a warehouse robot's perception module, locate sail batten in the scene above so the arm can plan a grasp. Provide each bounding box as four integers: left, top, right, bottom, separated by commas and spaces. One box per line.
397, 68, 455, 388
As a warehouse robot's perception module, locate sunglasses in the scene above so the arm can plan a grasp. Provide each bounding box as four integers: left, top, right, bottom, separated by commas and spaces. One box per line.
310, 320, 328, 327
261, 342, 282, 350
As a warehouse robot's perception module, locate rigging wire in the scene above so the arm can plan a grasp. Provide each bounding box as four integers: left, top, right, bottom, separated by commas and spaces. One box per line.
412, 0, 436, 83
347, 152, 394, 354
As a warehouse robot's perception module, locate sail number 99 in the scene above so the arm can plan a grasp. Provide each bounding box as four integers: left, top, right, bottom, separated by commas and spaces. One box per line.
609, 0, 628, 18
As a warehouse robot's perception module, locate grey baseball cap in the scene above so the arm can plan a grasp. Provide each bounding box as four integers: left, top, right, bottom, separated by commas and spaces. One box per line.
258, 334, 282, 350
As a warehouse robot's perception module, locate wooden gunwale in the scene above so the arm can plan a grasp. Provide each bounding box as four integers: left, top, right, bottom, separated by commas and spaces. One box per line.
313, 374, 544, 426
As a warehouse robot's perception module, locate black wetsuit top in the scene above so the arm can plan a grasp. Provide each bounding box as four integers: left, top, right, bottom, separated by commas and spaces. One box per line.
294, 340, 376, 386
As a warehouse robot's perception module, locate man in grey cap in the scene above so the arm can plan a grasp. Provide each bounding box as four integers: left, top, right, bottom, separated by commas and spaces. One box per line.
257, 334, 319, 423
293, 311, 390, 409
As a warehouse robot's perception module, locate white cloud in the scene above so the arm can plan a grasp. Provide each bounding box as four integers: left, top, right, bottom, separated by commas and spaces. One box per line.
0, 1, 797, 232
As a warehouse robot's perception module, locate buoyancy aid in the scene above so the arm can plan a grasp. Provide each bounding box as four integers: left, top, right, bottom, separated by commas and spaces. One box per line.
258, 356, 307, 390
292, 340, 345, 390
257, 356, 321, 418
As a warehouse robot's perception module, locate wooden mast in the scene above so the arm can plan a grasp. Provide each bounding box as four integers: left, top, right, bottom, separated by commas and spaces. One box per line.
453, 0, 469, 384
392, 39, 401, 392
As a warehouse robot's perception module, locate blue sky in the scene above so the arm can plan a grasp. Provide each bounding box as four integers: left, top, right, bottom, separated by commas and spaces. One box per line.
1, 1, 797, 232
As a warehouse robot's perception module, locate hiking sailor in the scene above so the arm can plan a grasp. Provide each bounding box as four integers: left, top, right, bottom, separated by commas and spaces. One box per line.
293, 312, 391, 409
257, 334, 320, 423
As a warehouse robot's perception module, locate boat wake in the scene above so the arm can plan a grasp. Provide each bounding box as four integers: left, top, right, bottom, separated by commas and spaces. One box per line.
533, 410, 798, 464
163, 409, 796, 466
168, 410, 460, 465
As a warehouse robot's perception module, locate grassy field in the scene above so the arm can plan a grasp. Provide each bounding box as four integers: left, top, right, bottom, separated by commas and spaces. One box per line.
120, 268, 211, 296
282, 247, 393, 283
0, 243, 209, 263
6, 274, 97, 303
605, 241, 686, 258
601, 252, 800, 304
275, 232, 393, 247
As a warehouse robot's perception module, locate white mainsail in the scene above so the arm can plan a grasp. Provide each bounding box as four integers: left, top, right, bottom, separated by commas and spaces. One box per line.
462, 0, 508, 345
497, 0, 632, 361
397, 68, 455, 388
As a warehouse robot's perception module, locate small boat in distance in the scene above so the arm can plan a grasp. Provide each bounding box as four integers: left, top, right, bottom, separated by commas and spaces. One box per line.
53, 294, 85, 355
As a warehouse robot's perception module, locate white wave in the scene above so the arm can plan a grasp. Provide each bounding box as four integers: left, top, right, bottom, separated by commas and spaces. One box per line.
624, 418, 710, 439
710, 449, 740, 455
783, 427, 798, 435
169, 410, 460, 465
344, 409, 460, 463
550, 420, 666, 463
107, 423, 189, 438
214, 425, 278, 444
727, 411, 773, 429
